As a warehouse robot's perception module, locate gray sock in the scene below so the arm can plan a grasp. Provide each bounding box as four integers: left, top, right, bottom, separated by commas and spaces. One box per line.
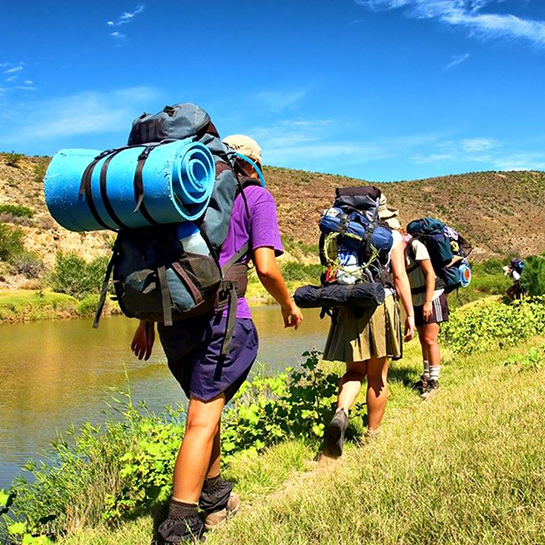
429, 365, 441, 382
168, 499, 198, 520
423, 360, 430, 379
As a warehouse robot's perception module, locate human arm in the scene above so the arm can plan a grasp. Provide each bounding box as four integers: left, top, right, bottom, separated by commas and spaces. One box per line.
419, 258, 436, 321
391, 241, 415, 341
131, 320, 155, 361
253, 246, 303, 329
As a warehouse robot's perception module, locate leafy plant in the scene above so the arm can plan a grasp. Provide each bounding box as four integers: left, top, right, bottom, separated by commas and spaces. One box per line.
280, 261, 322, 283
10, 251, 44, 279
505, 344, 545, 370
442, 297, 545, 354
50, 252, 109, 300
521, 254, 545, 297
0, 222, 25, 261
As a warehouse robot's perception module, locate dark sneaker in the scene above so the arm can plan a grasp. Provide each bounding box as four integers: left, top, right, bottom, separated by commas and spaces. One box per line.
421, 379, 439, 400
323, 408, 348, 458
412, 375, 428, 395
204, 492, 240, 530
158, 513, 204, 543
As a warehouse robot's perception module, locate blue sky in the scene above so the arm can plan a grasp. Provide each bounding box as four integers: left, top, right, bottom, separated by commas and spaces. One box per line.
1, 0, 545, 181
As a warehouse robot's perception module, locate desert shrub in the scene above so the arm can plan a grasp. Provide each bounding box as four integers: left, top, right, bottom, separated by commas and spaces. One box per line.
0, 222, 25, 261
50, 252, 109, 300
10, 251, 44, 279
33, 158, 50, 184
521, 254, 545, 297
0, 204, 34, 218
76, 294, 100, 317
2, 151, 23, 168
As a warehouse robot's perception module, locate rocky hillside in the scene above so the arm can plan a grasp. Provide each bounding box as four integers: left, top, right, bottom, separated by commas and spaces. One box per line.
1, 154, 544, 284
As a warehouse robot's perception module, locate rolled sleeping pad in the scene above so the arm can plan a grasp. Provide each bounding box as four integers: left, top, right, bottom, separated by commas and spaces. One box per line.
319, 207, 393, 252
294, 282, 386, 309
44, 139, 215, 232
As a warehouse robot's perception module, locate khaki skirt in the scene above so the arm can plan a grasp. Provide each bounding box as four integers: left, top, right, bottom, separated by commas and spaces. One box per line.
323, 295, 402, 363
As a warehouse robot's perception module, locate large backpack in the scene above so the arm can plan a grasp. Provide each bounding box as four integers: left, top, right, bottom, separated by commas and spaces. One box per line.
406, 217, 472, 294
295, 186, 394, 312
94, 103, 261, 355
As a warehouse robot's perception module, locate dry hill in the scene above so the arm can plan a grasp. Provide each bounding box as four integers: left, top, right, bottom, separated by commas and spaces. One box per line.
1, 154, 544, 289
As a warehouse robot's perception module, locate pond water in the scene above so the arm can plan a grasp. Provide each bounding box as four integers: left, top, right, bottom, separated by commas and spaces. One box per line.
0, 307, 328, 490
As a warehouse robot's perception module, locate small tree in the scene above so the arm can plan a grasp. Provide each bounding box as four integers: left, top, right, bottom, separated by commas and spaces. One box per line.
3, 151, 24, 168
521, 254, 545, 297
0, 222, 25, 261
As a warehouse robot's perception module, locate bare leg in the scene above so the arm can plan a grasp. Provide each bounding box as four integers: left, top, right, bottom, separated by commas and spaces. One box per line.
337, 361, 368, 412
172, 394, 225, 503
421, 323, 441, 366
206, 427, 221, 479
417, 325, 429, 363
366, 356, 389, 431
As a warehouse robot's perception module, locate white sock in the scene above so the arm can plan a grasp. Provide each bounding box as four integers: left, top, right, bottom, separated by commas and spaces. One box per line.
423, 360, 430, 379
429, 365, 441, 382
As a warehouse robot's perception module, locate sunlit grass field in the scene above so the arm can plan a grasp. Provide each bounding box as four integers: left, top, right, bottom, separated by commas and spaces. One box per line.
58, 335, 545, 545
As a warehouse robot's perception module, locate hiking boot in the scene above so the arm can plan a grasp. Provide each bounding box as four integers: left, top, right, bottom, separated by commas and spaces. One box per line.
200, 476, 238, 530
412, 375, 428, 395
204, 492, 240, 530
421, 379, 439, 400
157, 512, 204, 544
323, 408, 348, 458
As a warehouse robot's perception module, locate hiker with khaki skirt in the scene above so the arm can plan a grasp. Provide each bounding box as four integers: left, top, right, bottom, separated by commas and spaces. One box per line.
322, 195, 415, 458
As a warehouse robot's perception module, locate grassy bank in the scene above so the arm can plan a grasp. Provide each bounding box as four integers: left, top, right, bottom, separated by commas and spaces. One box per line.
0, 290, 118, 324
52, 334, 545, 545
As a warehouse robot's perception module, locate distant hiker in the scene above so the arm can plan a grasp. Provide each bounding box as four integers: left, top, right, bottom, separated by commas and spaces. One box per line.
296, 189, 415, 458
404, 218, 472, 399
505, 258, 525, 301
130, 129, 303, 542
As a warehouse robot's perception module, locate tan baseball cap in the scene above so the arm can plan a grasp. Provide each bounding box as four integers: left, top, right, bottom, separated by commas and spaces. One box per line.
223, 134, 262, 166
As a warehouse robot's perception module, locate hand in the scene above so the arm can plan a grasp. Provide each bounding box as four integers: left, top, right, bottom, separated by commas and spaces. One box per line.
423, 301, 433, 321
404, 315, 415, 342
131, 321, 155, 361
281, 303, 303, 330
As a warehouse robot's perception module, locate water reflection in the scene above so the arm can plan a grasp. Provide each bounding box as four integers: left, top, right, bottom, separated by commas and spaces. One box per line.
0, 307, 327, 489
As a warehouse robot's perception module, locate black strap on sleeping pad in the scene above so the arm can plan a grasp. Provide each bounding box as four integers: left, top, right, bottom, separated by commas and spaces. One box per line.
133, 145, 160, 226
157, 264, 173, 327
100, 151, 131, 230
79, 151, 115, 231
93, 244, 118, 328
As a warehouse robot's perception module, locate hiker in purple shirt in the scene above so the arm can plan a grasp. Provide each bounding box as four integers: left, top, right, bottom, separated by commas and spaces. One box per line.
130, 135, 303, 542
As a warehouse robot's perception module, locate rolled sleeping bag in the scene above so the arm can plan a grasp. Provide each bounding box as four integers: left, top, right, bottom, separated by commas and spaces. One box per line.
319, 207, 393, 252
44, 139, 215, 232
294, 282, 386, 309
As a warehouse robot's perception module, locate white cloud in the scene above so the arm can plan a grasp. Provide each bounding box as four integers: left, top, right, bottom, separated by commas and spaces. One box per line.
355, 0, 545, 47
444, 53, 470, 70
24, 80, 33, 85
461, 137, 498, 151
4, 66, 23, 74
5, 76, 17, 82
0, 86, 158, 145
107, 4, 145, 26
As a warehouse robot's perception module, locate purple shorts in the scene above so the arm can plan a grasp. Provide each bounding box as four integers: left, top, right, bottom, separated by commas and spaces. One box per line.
158, 313, 258, 402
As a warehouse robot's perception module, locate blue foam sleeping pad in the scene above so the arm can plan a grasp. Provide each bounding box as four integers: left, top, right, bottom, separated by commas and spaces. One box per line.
44, 139, 215, 232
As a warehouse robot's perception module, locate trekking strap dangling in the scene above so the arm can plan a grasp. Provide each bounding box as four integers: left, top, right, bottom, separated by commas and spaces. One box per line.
157, 264, 173, 327
93, 244, 119, 328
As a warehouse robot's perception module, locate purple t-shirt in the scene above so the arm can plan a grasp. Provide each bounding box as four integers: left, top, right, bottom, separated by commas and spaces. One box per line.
219, 185, 284, 319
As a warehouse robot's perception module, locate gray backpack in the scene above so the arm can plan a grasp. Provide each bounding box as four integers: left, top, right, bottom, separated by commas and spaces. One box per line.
94, 104, 260, 355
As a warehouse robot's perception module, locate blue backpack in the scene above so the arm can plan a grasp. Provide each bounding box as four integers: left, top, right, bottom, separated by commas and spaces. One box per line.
407, 217, 472, 294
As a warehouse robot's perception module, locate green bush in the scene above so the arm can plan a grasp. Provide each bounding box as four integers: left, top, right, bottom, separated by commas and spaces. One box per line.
0, 222, 25, 261
76, 294, 100, 317
33, 158, 50, 184
50, 252, 109, 300
521, 254, 545, 297
280, 261, 322, 283
442, 297, 545, 354
0, 204, 34, 218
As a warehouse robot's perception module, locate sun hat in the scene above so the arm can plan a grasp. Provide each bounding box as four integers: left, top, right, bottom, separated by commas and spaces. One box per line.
223, 134, 262, 166
378, 193, 401, 230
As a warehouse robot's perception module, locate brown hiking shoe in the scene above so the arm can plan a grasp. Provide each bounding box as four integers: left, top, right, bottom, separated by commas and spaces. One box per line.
203, 493, 240, 530
421, 379, 439, 400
